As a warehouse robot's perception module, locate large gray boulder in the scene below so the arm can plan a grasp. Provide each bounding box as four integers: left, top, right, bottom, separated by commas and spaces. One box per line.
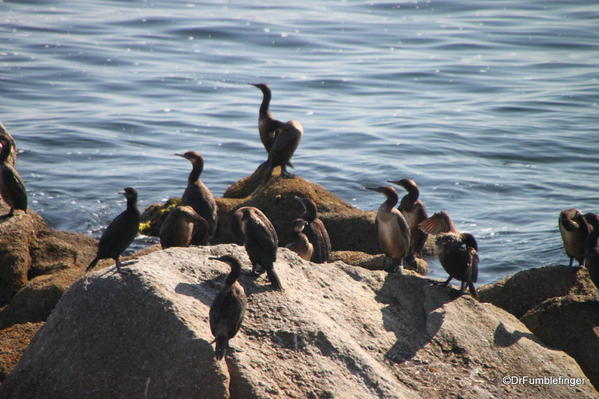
478, 265, 597, 318
521, 296, 599, 390
1, 245, 596, 398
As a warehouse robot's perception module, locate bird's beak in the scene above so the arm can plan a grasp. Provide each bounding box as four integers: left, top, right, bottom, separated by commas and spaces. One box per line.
174, 153, 185, 158
386, 180, 400, 185
365, 186, 379, 192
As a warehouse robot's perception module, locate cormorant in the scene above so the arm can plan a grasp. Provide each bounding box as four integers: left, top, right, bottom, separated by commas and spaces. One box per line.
285, 218, 313, 261
233, 206, 282, 290
176, 151, 217, 244
255, 120, 303, 183
251, 83, 283, 154
558, 208, 590, 267
295, 196, 331, 263
0, 136, 26, 217
87, 187, 140, 273
209, 255, 247, 360
159, 205, 208, 249
0, 123, 17, 166
419, 211, 478, 298
388, 178, 428, 261
584, 213, 599, 289
367, 185, 411, 272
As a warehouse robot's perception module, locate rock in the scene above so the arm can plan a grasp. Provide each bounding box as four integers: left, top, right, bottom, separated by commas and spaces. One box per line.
521, 296, 599, 390
0, 206, 97, 326
330, 251, 428, 274
0, 322, 43, 383
0, 267, 83, 329
141, 174, 435, 258
2, 244, 595, 398
478, 265, 597, 318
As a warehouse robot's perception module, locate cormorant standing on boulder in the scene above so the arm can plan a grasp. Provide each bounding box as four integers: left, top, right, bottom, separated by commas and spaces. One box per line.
0, 136, 26, 218
87, 187, 140, 273
388, 178, 428, 261
559, 208, 590, 267
295, 196, 331, 263
233, 206, 282, 290
367, 185, 411, 273
583, 213, 599, 289
285, 219, 313, 261
176, 151, 217, 244
209, 255, 247, 360
419, 211, 479, 298
159, 205, 208, 249
255, 120, 303, 183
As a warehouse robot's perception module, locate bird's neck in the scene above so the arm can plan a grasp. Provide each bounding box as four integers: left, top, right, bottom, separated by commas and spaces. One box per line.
259, 89, 271, 116
384, 193, 399, 209
225, 263, 241, 286
188, 162, 203, 184
303, 204, 316, 222
401, 187, 419, 208
126, 198, 139, 213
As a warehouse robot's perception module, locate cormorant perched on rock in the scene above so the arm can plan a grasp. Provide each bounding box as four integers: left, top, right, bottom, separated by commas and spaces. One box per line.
254, 120, 303, 183
584, 213, 599, 289
251, 83, 283, 154
419, 211, 478, 298
285, 219, 313, 261
209, 255, 247, 360
388, 178, 428, 260
159, 205, 208, 249
0, 136, 26, 218
558, 208, 590, 267
367, 185, 411, 273
87, 187, 140, 273
0, 123, 17, 166
233, 206, 282, 290
295, 196, 331, 263
175, 151, 217, 244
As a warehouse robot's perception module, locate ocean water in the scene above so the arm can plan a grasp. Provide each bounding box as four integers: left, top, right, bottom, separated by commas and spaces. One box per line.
1, 0, 598, 284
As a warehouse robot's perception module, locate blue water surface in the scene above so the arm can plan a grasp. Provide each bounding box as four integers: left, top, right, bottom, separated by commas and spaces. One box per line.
1, 0, 598, 284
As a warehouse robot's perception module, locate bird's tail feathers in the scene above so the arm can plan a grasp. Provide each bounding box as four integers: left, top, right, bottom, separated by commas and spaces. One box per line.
86, 257, 99, 272
214, 336, 229, 360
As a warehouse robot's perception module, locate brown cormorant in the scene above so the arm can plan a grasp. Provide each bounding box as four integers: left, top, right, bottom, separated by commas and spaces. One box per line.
159, 205, 208, 249
583, 213, 599, 289
176, 151, 217, 244
0, 123, 17, 166
255, 120, 303, 183
0, 136, 26, 217
419, 211, 478, 298
388, 178, 428, 261
295, 196, 331, 263
558, 208, 590, 267
233, 206, 282, 290
209, 255, 247, 360
285, 218, 313, 261
367, 185, 411, 273
86, 187, 140, 273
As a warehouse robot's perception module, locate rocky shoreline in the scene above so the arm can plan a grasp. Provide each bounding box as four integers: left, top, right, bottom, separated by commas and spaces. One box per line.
0, 176, 597, 397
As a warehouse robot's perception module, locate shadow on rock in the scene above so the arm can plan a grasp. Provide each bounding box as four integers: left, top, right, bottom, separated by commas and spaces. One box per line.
375, 272, 454, 363
493, 321, 543, 348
